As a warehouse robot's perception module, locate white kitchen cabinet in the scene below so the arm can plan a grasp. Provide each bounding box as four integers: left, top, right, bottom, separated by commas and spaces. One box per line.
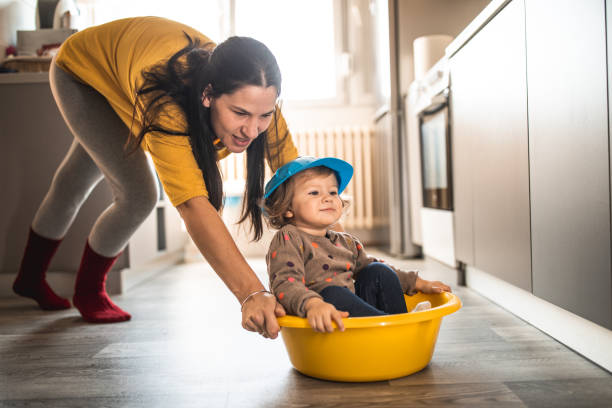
450, 0, 532, 291
526, 0, 611, 329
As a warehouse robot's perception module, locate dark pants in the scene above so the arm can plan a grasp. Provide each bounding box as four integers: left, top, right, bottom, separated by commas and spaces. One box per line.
320, 262, 408, 317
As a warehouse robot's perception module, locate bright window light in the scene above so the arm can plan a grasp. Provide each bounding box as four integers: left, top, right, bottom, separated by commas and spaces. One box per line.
234, 0, 338, 101
76, 0, 224, 43
77, 0, 339, 101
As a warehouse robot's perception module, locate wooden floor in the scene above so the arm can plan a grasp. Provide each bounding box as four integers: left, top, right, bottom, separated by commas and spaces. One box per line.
1, 254, 610, 407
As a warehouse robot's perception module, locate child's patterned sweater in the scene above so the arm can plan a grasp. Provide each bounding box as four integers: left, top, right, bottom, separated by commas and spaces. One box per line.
266, 224, 419, 317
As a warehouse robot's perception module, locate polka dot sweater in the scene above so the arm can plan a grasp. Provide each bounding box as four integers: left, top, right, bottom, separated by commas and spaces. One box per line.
266, 224, 418, 317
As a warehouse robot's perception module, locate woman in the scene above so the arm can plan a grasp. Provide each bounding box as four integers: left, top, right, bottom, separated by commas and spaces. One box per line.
12, 17, 297, 338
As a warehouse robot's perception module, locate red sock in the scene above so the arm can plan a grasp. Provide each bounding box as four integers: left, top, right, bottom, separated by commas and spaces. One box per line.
73, 242, 131, 323
13, 228, 71, 310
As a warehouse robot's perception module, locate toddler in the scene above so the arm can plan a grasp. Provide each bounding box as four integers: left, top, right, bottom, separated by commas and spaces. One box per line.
263, 157, 451, 333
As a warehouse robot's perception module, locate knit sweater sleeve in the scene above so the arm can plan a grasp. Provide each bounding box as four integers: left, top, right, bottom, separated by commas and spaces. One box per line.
266, 227, 323, 317
351, 235, 419, 295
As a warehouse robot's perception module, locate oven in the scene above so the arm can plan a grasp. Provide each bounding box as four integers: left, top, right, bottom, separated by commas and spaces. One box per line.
419, 87, 453, 211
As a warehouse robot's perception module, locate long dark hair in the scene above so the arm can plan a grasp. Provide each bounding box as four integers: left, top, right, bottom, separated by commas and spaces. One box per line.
131, 33, 283, 241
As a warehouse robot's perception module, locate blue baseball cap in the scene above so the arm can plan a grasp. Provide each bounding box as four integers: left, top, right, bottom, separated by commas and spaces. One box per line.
264, 156, 353, 199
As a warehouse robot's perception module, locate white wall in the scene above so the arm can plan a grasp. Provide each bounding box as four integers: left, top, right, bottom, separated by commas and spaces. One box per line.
0, 0, 36, 53
398, 0, 491, 93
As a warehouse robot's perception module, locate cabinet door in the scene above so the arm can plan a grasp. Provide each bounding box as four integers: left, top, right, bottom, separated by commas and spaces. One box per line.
527, 0, 611, 329
450, 0, 532, 290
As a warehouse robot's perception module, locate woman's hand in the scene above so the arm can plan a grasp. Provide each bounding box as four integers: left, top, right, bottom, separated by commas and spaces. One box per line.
304, 298, 348, 333
241, 292, 286, 339
415, 277, 452, 294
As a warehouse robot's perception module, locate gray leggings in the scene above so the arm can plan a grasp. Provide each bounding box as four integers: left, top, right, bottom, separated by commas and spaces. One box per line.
32, 61, 159, 257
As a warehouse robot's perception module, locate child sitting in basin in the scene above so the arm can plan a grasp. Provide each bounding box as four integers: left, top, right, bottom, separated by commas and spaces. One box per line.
263, 157, 451, 333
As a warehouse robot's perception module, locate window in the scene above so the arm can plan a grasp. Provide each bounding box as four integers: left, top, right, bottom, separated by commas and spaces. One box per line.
75, 0, 225, 42
234, 0, 341, 102
74, 0, 369, 105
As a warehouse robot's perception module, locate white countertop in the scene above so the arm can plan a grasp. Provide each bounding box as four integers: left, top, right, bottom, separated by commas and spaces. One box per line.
446, 0, 513, 58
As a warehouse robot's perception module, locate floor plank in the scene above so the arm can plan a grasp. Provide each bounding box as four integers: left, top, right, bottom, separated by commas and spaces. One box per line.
505, 378, 612, 408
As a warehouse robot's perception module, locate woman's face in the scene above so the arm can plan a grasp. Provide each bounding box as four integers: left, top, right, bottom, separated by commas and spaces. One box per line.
203, 85, 278, 153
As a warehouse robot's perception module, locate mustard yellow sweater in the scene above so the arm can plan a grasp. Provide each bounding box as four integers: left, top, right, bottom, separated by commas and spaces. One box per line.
56, 17, 297, 206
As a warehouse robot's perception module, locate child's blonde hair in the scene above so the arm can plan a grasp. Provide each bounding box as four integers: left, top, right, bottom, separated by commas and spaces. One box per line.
263, 166, 350, 229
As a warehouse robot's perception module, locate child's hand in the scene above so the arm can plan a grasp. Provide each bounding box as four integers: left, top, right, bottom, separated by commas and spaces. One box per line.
304, 298, 349, 333
415, 277, 452, 294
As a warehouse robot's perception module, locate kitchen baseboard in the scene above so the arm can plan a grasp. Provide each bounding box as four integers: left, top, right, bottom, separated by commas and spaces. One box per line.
466, 266, 612, 373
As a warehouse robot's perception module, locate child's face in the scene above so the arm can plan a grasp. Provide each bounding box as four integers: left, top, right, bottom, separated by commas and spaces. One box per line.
287, 172, 343, 236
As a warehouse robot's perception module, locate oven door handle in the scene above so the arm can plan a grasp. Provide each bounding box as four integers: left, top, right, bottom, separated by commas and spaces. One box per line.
420, 101, 447, 117
419, 90, 449, 117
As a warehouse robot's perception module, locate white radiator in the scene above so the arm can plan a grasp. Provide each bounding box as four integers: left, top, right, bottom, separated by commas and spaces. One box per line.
220, 126, 378, 230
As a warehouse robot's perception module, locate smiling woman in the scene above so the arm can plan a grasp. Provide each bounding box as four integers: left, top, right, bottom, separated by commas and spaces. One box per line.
203, 85, 279, 153
12, 16, 299, 339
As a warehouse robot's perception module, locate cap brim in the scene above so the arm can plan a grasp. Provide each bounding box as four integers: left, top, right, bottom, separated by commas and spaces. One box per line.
264, 157, 353, 198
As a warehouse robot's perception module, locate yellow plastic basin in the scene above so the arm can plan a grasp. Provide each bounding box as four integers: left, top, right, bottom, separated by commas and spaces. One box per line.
277, 291, 461, 382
